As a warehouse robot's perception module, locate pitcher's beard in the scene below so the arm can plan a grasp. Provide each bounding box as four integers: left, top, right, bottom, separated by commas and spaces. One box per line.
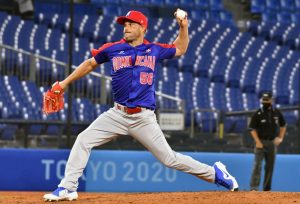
124, 37, 133, 43
124, 35, 134, 42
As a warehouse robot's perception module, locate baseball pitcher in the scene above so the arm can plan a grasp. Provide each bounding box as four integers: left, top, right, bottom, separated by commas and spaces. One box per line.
43, 9, 238, 201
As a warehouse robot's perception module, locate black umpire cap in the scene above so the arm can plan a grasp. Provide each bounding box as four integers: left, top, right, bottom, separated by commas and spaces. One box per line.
261, 91, 273, 102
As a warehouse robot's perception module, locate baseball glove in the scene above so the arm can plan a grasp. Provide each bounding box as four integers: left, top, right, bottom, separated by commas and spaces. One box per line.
43, 81, 64, 114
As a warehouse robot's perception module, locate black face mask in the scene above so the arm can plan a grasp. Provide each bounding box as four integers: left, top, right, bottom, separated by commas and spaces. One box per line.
262, 103, 271, 110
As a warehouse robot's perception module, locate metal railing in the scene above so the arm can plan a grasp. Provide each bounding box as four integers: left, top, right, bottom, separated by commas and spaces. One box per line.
0, 44, 185, 146
190, 105, 300, 139
0, 43, 185, 109
190, 108, 220, 138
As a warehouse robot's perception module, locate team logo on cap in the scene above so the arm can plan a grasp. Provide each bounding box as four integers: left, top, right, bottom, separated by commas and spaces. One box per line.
126, 11, 131, 17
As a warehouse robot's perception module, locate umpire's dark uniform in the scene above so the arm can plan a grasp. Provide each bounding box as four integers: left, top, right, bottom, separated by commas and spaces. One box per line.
249, 92, 286, 191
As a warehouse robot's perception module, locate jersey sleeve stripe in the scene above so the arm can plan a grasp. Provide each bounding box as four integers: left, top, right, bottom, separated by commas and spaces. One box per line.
91, 39, 125, 57
153, 42, 176, 48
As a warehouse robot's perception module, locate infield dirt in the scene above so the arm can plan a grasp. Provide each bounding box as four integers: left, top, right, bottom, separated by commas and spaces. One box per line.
0, 191, 299, 204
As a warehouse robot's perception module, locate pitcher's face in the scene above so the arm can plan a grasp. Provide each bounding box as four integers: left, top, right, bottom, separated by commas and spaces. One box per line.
123, 21, 145, 42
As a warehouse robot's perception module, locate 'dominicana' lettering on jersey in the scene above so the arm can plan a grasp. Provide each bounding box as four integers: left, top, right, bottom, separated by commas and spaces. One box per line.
135, 56, 156, 71
112, 56, 132, 72
112, 55, 156, 72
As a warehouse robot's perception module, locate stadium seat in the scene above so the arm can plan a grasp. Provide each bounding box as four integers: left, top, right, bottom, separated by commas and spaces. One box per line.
295, 0, 300, 10
102, 5, 121, 17
277, 12, 291, 24
0, 6, 299, 132
149, 0, 164, 7
280, 0, 295, 12
0, 11, 8, 25
220, 11, 233, 24
194, 0, 209, 9
165, 0, 180, 7
266, 0, 281, 11
209, 0, 224, 11
28, 125, 44, 135
262, 10, 277, 22
291, 13, 300, 24
90, 0, 106, 3
180, 0, 194, 8
251, 0, 265, 13
0, 125, 17, 140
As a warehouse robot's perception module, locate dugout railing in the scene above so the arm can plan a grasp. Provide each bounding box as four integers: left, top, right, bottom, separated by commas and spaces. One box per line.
190, 106, 300, 153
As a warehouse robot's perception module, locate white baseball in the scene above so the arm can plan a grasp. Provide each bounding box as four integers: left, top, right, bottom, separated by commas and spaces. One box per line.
176, 9, 187, 20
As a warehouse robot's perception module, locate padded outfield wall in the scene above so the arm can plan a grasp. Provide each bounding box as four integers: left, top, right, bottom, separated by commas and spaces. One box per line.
0, 149, 299, 192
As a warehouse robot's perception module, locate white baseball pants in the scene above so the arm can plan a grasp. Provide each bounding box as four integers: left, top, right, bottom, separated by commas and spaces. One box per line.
59, 107, 215, 191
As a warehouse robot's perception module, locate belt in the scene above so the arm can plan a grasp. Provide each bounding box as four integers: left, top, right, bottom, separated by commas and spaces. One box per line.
115, 103, 143, 114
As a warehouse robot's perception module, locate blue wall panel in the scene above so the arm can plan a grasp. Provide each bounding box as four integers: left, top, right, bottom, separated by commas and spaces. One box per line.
0, 149, 86, 191
0, 149, 299, 192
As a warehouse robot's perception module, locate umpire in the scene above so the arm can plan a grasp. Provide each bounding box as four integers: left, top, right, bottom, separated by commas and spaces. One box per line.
249, 91, 286, 191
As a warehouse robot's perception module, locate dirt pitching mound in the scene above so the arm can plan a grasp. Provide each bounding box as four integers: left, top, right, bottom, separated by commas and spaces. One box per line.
0, 191, 299, 204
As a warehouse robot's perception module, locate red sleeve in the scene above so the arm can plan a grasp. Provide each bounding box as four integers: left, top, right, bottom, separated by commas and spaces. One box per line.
92, 40, 125, 64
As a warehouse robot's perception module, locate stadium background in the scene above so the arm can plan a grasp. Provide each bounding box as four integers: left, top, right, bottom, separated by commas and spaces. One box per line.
0, 0, 299, 195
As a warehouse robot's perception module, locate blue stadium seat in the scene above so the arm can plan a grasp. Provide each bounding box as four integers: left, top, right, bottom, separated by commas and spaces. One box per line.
294, 0, 300, 10
165, 0, 180, 7
149, 0, 164, 7
266, 0, 281, 11
47, 28, 62, 51
90, 0, 106, 3
0, 125, 17, 140
228, 88, 243, 111
36, 12, 56, 27
195, 112, 217, 133
220, 11, 233, 24
225, 117, 247, 133
87, 75, 101, 99
53, 13, 69, 31
119, 0, 136, 5
18, 20, 34, 51
262, 10, 277, 22
73, 3, 98, 15
135, 0, 150, 6
180, 0, 194, 8
283, 111, 298, 125
0, 11, 8, 25
209, 0, 224, 11
46, 125, 62, 135
244, 93, 260, 110
194, 0, 209, 9
291, 13, 300, 24
232, 117, 247, 133
277, 12, 291, 24
0, 9, 299, 128
251, 0, 265, 13
102, 5, 123, 17
208, 11, 221, 22
73, 14, 87, 36
28, 125, 44, 135
34, 1, 63, 14
31, 24, 48, 51
2, 15, 21, 46
280, 0, 295, 12
276, 95, 290, 105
